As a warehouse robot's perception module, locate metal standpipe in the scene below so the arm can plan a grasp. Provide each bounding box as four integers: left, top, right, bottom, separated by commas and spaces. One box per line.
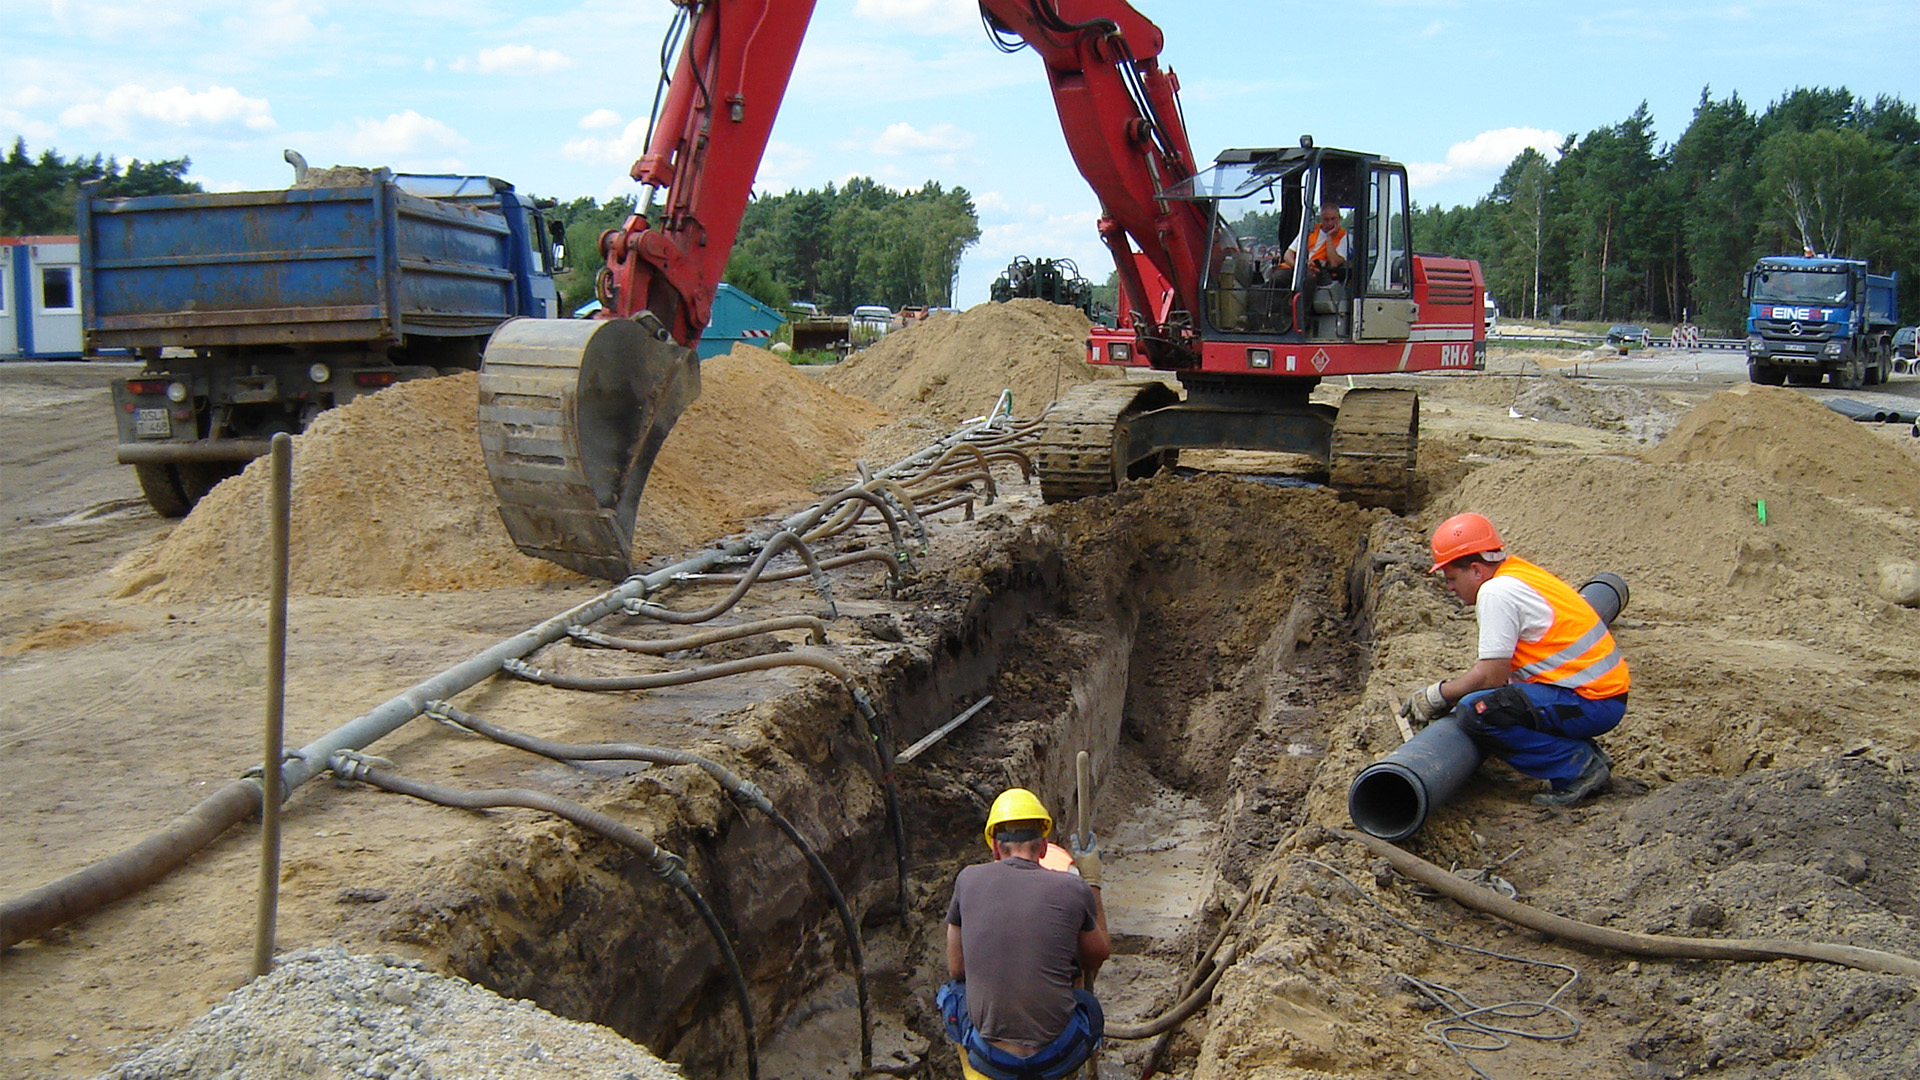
0, 418, 1017, 949
1348, 572, 1630, 842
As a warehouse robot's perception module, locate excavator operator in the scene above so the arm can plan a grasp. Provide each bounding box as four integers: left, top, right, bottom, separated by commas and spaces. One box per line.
1275, 202, 1350, 285
1402, 513, 1630, 808
939, 787, 1109, 1080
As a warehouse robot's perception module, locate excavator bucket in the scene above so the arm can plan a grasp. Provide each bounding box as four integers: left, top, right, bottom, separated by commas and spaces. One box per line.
477, 317, 701, 581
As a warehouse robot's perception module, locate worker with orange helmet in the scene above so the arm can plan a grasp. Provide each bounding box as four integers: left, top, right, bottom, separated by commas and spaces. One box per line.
937, 787, 1109, 1079
1404, 513, 1630, 807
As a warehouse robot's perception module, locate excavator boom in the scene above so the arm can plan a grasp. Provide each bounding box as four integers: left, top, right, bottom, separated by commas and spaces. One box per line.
480, 0, 1212, 579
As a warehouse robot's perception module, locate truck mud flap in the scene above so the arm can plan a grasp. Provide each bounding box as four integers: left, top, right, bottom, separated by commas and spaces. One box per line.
479, 318, 700, 581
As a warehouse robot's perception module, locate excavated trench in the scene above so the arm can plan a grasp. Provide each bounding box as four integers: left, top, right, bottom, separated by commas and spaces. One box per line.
383, 474, 1383, 1078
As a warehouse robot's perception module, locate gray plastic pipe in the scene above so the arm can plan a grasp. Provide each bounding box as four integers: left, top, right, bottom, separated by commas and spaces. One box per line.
1348, 573, 1629, 841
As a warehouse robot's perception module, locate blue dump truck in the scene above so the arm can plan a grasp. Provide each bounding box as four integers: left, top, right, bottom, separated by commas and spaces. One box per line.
1744, 255, 1899, 390
80, 167, 560, 516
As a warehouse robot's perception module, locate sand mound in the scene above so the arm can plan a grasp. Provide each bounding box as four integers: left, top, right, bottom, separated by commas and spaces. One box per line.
1433, 454, 1914, 623
821, 298, 1120, 423
111, 346, 892, 600
1644, 383, 1920, 512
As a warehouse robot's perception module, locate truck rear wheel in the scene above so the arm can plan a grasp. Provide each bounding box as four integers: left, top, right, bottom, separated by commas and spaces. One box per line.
134, 464, 193, 518
178, 462, 242, 504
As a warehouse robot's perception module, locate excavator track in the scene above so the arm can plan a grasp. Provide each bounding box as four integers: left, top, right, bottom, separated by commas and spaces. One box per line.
478, 318, 700, 581
1034, 380, 1181, 503
1328, 387, 1418, 511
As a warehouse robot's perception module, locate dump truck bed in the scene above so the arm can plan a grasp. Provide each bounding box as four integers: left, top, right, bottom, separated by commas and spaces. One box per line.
79, 178, 520, 351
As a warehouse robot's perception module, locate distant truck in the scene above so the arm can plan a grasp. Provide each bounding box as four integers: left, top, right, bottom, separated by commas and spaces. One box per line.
80, 167, 560, 516
1744, 255, 1899, 389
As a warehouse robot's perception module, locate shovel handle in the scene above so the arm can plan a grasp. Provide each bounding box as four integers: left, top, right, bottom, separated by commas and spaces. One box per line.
1075, 750, 1092, 842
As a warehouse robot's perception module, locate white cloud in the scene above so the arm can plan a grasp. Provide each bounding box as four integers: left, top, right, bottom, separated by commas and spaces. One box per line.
452, 44, 573, 75
578, 108, 623, 130
348, 110, 466, 157
853, 0, 979, 35
0, 109, 59, 142
754, 141, 818, 194
47, 0, 193, 39
1410, 126, 1562, 190
59, 84, 275, 140
870, 121, 972, 156
224, 0, 314, 47
561, 116, 650, 167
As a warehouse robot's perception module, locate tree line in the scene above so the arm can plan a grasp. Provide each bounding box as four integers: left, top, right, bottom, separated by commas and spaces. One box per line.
1408, 88, 1920, 333
1, 138, 201, 235
548, 177, 980, 316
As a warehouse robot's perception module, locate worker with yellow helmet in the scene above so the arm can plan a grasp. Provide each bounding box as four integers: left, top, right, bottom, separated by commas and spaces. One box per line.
1405, 512, 1630, 808
937, 787, 1108, 1079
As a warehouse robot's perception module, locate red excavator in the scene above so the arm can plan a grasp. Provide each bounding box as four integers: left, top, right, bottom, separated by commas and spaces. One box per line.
478, 0, 1485, 580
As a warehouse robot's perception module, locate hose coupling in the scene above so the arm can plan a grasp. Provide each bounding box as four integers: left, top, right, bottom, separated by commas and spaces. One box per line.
565, 625, 609, 646
328, 750, 394, 786
500, 657, 542, 680
423, 700, 475, 731
729, 780, 773, 812
649, 849, 690, 885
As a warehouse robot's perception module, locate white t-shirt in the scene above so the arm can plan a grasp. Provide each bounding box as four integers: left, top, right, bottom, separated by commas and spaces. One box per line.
1474, 573, 1555, 664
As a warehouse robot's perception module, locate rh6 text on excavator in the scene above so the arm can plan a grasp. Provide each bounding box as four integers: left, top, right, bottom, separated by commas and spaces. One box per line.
477, 0, 1487, 579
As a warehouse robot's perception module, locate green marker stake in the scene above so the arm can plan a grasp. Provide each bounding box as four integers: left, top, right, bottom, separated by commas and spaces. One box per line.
1756, 499, 1767, 525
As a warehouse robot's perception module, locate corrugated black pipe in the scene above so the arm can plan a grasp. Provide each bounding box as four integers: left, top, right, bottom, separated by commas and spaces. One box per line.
1349, 574, 1629, 841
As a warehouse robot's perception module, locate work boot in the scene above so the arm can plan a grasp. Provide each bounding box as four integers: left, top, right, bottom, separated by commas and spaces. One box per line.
1533, 745, 1611, 808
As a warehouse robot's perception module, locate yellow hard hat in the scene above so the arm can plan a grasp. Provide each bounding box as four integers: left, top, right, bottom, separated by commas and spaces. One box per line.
984, 787, 1052, 849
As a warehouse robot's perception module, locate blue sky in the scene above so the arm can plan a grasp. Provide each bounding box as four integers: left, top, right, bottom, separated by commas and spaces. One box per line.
5, 0, 1916, 306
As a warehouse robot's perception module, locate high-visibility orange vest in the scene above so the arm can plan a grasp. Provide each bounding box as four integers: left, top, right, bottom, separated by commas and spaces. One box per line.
1494, 556, 1630, 699
1307, 225, 1346, 264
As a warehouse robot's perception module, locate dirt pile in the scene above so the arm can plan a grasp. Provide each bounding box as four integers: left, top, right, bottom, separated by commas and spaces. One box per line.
1645, 383, 1920, 512
110, 347, 892, 600
821, 298, 1120, 423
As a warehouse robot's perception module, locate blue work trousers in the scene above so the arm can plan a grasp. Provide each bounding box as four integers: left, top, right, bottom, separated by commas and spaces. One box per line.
1455, 683, 1625, 785
937, 979, 1102, 1080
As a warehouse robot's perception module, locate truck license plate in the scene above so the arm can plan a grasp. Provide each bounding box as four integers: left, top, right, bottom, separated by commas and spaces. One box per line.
1782, 343, 1810, 352
134, 408, 172, 438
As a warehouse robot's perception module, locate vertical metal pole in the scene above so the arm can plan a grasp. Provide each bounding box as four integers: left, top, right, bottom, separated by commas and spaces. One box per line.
253, 432, 292, 978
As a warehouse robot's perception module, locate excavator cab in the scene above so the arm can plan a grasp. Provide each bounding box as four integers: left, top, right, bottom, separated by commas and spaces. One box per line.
1169, 142, 1414, 345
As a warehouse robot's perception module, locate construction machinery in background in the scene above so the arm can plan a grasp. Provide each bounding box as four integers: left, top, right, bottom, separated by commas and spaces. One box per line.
83, 161, 562, 517
477, 0, 1486, 580
990, 256, 1100, 320
1744, 255, 1899, 389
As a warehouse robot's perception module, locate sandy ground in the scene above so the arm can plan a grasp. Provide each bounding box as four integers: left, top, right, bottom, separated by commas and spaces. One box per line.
6, 337, 1920, 1080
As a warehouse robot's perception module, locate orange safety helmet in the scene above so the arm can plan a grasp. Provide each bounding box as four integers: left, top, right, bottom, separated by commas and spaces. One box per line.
1429, 512, 1504, 572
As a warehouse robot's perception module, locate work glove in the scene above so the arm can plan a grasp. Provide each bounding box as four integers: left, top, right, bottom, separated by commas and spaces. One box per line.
1069, 831, 1102, 888
1402, 682, 1449, 727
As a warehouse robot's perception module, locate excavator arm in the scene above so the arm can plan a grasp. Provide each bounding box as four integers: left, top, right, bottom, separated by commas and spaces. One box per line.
480, 0, 1213, 579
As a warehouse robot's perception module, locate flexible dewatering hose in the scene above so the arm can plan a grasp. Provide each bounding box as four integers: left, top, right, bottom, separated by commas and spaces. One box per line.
503, 649, 868, 698
422, 701, 874, 1070
684, 549, 902, 590
1104, 944, 1238, 1040
567, 615, 830, 654
1338, 828, 1920, 977
629, 531, 837, 624
328, 751, 760, 1080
